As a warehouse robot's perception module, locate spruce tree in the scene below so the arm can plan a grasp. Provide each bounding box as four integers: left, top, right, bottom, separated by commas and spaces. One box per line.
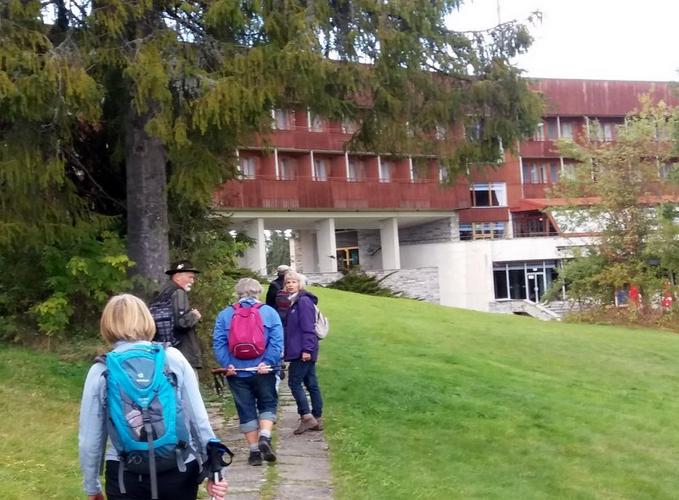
1, 0, 542, 283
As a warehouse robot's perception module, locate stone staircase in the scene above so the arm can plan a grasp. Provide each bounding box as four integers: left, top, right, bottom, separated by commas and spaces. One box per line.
489, 299, 561, 321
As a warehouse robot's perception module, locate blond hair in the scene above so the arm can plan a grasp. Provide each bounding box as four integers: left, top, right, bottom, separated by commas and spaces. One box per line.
100, 294, 156, 344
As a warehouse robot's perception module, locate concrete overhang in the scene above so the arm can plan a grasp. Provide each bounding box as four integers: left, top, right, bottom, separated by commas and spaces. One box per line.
216, 209, 457, 231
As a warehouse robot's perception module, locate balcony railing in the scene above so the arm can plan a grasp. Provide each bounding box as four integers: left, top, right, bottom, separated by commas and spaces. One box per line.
214, 176, 471, 211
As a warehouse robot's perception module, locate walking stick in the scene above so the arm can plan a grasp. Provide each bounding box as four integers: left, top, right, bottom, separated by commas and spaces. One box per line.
206, 440, 233, 500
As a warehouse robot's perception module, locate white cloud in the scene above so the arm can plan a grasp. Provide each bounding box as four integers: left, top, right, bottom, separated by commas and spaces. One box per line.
450, 0, 679, 81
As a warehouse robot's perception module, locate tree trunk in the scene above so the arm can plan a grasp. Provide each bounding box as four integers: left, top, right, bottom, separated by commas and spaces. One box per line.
125, 106, 169, 284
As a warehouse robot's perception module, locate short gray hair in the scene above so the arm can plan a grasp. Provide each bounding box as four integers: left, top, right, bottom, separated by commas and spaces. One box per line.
235, 277, 263, 299
284, 270, 306, 290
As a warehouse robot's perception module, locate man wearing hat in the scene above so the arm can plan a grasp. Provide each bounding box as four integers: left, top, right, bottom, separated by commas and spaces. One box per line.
157, 260, 203, 371
265, 264, 290, 309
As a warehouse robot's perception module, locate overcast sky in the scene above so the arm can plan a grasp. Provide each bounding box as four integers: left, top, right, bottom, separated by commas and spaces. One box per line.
449, 0, 679, 82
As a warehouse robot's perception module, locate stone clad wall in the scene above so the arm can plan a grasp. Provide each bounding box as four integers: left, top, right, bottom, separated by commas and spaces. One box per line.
399, 216, 459, 245
367, 267, 440, 304
305, 267, 440, 304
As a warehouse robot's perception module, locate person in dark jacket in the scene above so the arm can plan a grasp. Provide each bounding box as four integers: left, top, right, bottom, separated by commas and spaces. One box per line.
157, 260, 203, 372
283, 270, 324, 434
265, 265, 290, 308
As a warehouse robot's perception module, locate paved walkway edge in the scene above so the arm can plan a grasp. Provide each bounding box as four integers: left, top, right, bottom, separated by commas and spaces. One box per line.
206, 379, 334, 499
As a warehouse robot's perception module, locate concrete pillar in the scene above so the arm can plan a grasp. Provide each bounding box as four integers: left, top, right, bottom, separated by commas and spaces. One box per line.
380, 217, 401, 270
241, 218, 267, 275
289, 237, 298, 271
298, 229, 317, 273
315, 218, 338, 273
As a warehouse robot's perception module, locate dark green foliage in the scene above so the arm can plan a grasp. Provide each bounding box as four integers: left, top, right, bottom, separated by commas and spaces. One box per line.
266, 230, 291, 274
2, 0, 543, 337
328, 269, 400, 297
0, 230, 133, 342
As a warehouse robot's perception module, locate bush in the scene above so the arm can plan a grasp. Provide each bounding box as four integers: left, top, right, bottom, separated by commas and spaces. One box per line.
328, 269, 400, 297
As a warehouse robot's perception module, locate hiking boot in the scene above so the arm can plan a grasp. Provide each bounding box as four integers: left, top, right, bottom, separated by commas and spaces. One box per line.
293, 414, 319, 435
309, 416, 323, 431
248, 450, 263, 466
258, 436, 276, 462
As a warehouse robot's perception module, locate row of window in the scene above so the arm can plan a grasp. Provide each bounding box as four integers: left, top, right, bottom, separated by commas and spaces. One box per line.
272, 109, 358, 134
238, 156, 451, 183
532, 117, 623, 142
459, 222, 506, 240
522, 159, 678, 185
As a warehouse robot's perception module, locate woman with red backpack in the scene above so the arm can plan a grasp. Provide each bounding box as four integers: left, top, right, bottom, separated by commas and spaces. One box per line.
212, 278, 284, 466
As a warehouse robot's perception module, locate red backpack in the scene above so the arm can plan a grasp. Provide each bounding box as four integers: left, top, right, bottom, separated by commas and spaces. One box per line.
228, 303, 266, 359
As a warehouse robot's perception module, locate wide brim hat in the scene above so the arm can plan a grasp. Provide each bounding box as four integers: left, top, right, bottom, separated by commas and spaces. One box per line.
165, 260, 201, 275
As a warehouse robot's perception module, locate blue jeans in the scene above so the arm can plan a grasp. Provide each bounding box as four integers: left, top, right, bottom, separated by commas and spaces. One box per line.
287, 360, 323, 418
227, 373, 278, 432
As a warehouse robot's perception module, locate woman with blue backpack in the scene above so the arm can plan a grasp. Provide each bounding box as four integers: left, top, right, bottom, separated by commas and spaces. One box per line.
78, 294, 228, 500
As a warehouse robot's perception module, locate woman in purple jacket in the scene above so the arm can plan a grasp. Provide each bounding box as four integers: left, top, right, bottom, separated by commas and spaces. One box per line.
283, 271, 324, 434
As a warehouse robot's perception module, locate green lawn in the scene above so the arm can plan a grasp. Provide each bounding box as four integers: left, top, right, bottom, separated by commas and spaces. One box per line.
312, 287, 679, 500
3, 288, 679, 499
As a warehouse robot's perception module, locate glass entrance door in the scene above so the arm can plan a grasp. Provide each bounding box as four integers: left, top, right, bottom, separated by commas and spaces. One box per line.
526, 272, 545, 303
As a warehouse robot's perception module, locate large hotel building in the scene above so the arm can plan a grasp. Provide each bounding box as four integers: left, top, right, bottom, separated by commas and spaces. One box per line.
214, 79, 677, 318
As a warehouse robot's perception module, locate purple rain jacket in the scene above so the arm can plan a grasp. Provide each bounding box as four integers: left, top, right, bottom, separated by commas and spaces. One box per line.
284, 291, 319, 362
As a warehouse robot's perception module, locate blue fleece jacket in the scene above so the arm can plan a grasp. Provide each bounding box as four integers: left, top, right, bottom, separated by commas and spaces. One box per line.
212, 298, 283, 375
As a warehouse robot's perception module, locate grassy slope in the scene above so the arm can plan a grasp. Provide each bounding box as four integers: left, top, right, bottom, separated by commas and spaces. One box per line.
3, 288, 679, 499
311, 287, 679, 500
0, 347, 86, 499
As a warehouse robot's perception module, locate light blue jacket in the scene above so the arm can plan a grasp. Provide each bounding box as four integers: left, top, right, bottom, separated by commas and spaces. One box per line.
78, 341, 216, 496
212, 298, 283, 375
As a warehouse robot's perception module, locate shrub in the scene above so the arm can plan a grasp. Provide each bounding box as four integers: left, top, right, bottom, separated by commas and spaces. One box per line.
328, 269, 400, 297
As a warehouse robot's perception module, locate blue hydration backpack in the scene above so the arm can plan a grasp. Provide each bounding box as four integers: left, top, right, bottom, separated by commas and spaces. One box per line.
149, 293, 178, 346
101, 344, 193, 499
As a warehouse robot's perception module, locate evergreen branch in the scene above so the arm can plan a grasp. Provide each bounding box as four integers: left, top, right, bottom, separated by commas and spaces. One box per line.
64, 149, 127, 211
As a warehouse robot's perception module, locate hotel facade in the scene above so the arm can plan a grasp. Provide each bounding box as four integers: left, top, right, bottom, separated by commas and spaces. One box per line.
214, 79, 677, 317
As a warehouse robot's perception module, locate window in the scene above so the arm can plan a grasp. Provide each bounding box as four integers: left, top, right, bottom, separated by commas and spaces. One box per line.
272, 109, 293, 130
309, 113, 324, 132
533, 122, 545, 141
562, 161, 577, 179
466, 119, 483, 141
460, 222, 505, 240
348, 160, 365, 182
560, 121, 574, 139
313, 159, 328, 181
588, 119, 618, 141
278, 157, 296, 180
379, 160, 393, 183
660, 163, 677, 179
470, 182, 507, 207
439, 164, 449, 183
410, 163, 425, 182
336, 247, 360, 270
341, 119, 358, 134
435, 125, 447, 140
545, 119, 559, 140
602, 122, 616, 141
238, 157, 256, 179
533, 120, 558, 141
522, 161, 559, 184
550, 163, 560, 183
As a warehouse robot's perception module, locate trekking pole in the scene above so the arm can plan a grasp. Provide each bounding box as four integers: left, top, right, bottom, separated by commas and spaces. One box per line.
206, 439, 233, 500
211, 365, 285, 375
